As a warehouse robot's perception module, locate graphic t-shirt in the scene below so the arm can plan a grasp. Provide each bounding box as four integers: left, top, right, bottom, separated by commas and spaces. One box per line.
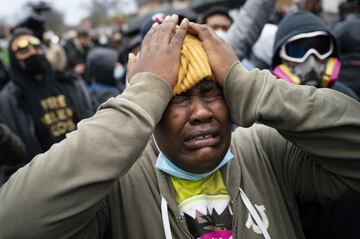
28, 93, 78, 150
171, 170, 233, 239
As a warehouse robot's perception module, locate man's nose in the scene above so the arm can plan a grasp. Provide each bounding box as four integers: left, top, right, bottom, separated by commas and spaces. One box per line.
29, 45, 42, 55
20, 46, 38, 59
188, 97, 213, 125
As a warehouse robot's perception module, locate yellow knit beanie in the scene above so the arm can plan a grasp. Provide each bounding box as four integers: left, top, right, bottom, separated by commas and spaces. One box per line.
173, 34, 214, 95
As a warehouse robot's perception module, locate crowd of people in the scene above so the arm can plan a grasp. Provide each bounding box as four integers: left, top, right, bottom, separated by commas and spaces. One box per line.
0, 0, 360, 238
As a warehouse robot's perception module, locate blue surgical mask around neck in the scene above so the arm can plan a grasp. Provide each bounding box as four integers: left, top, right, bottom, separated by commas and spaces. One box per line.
155, 149, 234, 181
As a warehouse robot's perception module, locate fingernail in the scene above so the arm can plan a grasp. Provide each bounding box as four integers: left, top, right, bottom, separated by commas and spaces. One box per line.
181, 18, 189, 25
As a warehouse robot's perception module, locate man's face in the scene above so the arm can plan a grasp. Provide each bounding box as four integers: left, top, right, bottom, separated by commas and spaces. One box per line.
11, 35, 45, 71
11, 35, 42, 64
78, 36, 92, 48
299, 0, 322, 15
154, 80, 232, 174
279, 32, 333, 87
206, 14, 232, 32
282, 56, 326, 87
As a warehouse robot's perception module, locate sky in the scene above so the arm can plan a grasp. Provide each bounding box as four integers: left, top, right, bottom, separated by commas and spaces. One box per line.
0, 0, 90, 26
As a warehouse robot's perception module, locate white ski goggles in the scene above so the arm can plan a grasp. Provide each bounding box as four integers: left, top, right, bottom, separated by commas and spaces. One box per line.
279, 31, 334, 63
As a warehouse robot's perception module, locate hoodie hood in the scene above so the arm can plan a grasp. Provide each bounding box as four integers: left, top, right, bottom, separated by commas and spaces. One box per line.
86, 47, 118, 85
272, 11, 338, 67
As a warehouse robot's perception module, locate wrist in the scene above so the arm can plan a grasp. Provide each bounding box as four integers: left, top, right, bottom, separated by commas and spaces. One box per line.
222, 61, 241, 87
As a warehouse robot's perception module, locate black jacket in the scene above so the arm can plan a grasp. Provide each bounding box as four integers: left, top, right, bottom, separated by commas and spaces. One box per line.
87, 47, 124, 108
0, 73, 94, 162
0, 122, 26, 186
333, 18, 360, 97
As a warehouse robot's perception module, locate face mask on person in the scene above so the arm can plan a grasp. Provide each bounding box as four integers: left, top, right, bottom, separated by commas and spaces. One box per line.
291, 55, 325, 87
155, 149, 234, 181
215, 30, 227, 40
273, 55, 341, 88
22, 54, 48, 76
113, 64, 125, 81
99, 35, 109, 46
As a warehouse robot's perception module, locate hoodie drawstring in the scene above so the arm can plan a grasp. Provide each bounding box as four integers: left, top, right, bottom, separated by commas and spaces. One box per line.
161, 195, 173, 239
239, 187, 271, 239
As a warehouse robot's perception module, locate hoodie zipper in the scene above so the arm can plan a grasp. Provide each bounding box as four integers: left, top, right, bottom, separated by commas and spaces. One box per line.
230, 197, 239, 237
176, 214, 194, 239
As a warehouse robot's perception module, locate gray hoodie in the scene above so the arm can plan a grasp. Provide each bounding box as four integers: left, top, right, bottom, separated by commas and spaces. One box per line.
1, 62, 360, 238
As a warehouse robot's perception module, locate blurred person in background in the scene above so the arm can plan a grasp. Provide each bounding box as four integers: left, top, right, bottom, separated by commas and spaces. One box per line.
333, 16, 360, 100
0, 24, 10, 89
208, 0, 276, 61
295, 0, 322, 15
117, 33, 142, 86
338, 0, 360, 20
201, 6, 233, 34
247, 0, 297, 70
0, 58, 8, 90
43, 30, 67, 73
0, 122, 26, 186
0, 28, 94, 168
269, 0, 298, 24
272, 11, 358, 99
63, 29, 93, 82
239, 0, 345, 70
87, 47, 125, 108
91, 28, 118, 49
124, 34, 142, 57
11, 1, 51, 41
109, 30, 123, 50
197, 0, 276, 70
246, 23, 278, 70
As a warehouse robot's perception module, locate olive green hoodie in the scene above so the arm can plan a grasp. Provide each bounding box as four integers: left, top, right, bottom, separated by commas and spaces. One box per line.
1, 62, 360, 239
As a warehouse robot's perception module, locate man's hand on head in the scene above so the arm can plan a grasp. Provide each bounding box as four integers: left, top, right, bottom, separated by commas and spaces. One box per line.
188, 22, 238, 87
126, 15, 189, 88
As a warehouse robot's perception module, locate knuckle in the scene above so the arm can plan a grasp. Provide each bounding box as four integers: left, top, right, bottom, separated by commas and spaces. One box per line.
199, 24, 209, 32
160, 25, 173, 34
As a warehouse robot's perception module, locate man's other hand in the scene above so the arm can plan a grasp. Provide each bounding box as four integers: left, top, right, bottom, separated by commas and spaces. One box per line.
188, 22, 238, 87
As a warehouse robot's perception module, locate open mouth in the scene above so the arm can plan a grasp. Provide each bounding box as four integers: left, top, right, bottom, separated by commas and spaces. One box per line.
188, 134, 215, 141
184, 133, 220, 149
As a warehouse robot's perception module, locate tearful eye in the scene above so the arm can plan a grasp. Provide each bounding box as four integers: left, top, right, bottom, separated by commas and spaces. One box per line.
204, 90, 222, 97
169, 95, 188, 105
201, 88, 223, 102
200, 81, 223, 97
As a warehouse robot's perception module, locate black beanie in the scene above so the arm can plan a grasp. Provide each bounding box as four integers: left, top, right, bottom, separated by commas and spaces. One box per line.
272, 11, 338, 67
86, 47, 118, 85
